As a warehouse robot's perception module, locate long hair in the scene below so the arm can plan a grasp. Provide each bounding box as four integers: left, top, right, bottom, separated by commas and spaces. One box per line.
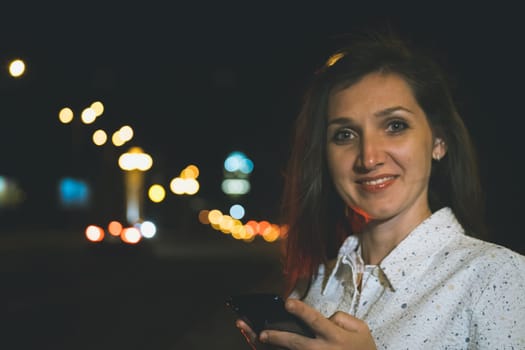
281, 31, 486, 297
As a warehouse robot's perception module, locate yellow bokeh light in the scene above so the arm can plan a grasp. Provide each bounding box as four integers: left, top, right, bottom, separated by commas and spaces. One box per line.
169, 177, 185, 194
58, 107, 74, 124
119, 125, 134, 142
8, 59, 26, 78
90, 101, 104, 117
92, 129, 107, 146
220, 215, 234, 232
243, 226, 255, 240
208, 209, 223, 225
231, 229, 242, 240
180, 164, 199, 179
230, 219, 243, 234
169, 177, 199, 195
263, 224, 281, 242
81, 107, 97, 124
148, 184, 166, 203
244, 223, 255, 237
118, 147, 153, 171
185, 179, 199, 195
243, 235, 256, 243
112, 131, 125, 146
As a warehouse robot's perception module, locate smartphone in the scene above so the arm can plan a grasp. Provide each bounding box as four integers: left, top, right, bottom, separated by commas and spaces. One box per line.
225, 293, 315, 338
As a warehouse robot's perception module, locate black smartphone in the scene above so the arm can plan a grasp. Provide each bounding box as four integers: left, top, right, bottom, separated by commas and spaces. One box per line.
225, 293, 315, 338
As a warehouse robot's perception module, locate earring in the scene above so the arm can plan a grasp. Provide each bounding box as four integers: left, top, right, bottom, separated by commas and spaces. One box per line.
433, 138, 446, 162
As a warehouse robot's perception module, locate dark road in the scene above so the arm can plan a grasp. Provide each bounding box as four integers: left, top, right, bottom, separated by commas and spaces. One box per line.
4, 228, 283, 349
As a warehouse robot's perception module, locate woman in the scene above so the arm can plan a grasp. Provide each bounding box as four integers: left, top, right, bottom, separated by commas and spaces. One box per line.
237, 32, 525, 349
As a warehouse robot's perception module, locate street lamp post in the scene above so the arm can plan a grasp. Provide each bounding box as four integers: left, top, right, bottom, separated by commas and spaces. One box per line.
118, 147, 153, 225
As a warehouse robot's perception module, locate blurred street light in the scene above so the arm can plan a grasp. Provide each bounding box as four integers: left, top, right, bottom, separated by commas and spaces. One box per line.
118, 146, 153, 225
8, 58, 26, 78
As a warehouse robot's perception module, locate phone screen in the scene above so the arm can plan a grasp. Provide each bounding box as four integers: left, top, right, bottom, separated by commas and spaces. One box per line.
226, 293, 315, 338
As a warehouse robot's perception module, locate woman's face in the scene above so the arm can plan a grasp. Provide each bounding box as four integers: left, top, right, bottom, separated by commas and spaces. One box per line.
326, 73, 445, 224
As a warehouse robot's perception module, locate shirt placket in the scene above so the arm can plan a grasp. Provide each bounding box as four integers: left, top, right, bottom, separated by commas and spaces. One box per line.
336, 253, 364, 314
354, 266, 386, 319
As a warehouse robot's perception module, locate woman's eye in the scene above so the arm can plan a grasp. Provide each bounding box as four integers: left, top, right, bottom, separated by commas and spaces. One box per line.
332, 128, 356, 143
386, 120, 408, 133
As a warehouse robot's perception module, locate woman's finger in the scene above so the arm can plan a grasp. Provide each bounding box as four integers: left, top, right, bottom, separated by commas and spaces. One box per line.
329, 311, 370, 333
260, 329, 309, 350
236, 319, 258, 348
284, 298, 332, 337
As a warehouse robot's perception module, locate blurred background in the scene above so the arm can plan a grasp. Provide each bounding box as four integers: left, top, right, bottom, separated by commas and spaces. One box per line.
2, 2, 524, 349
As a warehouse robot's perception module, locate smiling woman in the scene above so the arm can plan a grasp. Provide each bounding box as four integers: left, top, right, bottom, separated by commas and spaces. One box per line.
326, 73, 441, 231
234, 30, 525, 349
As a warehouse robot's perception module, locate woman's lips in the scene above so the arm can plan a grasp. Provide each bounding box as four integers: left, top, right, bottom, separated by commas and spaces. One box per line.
356, 175, 397, 193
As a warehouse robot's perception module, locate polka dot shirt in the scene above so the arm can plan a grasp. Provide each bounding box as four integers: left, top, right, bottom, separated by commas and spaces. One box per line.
292, 207, 525, 349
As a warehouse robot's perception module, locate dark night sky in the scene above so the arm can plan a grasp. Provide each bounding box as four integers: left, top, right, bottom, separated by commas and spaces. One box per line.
1, 3, 524, 252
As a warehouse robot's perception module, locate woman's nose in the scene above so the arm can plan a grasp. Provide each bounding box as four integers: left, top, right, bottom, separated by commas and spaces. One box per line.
356, 134, 386, 171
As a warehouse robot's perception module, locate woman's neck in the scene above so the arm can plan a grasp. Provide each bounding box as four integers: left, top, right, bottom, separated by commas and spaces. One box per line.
358, 207, 432, 265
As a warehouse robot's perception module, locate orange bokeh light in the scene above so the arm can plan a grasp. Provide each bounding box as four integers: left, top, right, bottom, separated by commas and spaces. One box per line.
258, 220, 271, 235
108, 220, 123, 236
85, 225, 104, 242
121, 227, 142, 244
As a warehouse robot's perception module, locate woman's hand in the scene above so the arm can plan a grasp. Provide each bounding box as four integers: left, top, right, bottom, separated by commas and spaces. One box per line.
257, 298, 377, 350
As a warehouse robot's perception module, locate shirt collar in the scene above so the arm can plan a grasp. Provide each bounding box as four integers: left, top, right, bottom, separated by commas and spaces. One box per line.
379, 207, 463, 291
338, 207, 464, 291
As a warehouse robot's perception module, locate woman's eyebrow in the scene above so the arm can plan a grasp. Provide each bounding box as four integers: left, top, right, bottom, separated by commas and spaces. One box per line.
374, 106, 414, 117
326, 116, 353, 126
327, 106, 414, 125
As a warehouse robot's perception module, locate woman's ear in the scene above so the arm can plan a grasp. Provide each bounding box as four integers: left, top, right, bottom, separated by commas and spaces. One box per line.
432, 138, 447, 161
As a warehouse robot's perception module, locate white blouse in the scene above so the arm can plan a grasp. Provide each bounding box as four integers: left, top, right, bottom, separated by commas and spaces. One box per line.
292, 207, 525, 349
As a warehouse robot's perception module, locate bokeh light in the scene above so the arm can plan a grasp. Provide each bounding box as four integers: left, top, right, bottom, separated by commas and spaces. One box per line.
140, 221, 157, 238
108, 220, 123, 236
58, 177, 90, 208
229, 204, 245, 219
112, 130, 125, 146
0, 175, 25, 208
198, 210, 210, 224
92, 129, 108, 146
118, 147, 153, 171
169, 165, 200, 195
81, 107, 97, 124
119, 125, 134, 142
224, 151, 253, 174
180, 164, 199, 179
85, 225, 104, 242
90, 101, 104, 117
208, 209, 223, 225
121, 227, 142, 244
148, 184, 166, 203
8, 59, 26, 78
221, 179, 250, 195
58, 107, 74, 124
199, 208, 285, 243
